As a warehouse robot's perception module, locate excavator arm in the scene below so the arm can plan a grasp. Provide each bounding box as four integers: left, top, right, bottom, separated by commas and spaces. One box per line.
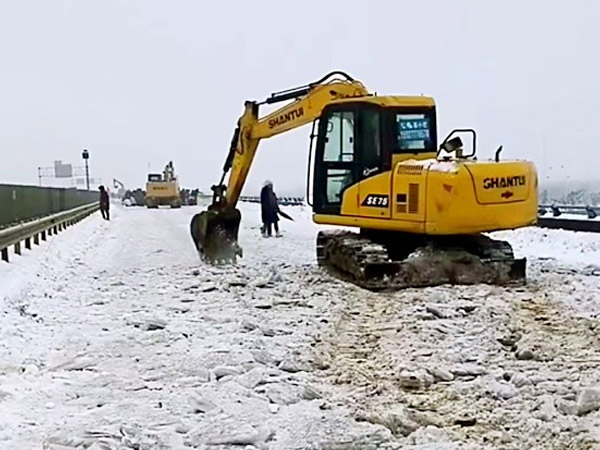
216, 71, 369, 208
191, 71, 369, 263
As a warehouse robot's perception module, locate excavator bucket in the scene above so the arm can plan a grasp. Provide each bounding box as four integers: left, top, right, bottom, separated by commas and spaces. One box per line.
190, 207, 242, 264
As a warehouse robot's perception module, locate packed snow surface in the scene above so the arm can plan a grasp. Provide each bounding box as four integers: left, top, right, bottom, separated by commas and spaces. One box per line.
1, 201, 600, 449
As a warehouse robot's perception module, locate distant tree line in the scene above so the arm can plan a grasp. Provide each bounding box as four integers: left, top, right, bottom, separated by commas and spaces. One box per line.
541, 188, 600, 206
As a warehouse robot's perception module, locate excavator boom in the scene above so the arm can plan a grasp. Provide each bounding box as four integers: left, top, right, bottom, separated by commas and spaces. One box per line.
191, 72, 369, 263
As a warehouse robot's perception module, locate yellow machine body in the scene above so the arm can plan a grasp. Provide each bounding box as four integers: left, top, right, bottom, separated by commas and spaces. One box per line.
314, 157, 538, 234
146, 181, 180, 199
145, 161, 182, 208
308, 94, 537, 235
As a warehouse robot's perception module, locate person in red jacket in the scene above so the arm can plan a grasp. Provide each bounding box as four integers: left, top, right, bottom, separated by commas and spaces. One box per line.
99, 185, 110, 220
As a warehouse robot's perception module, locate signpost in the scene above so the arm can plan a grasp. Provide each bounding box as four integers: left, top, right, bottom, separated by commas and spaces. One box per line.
82, 149, 90, 191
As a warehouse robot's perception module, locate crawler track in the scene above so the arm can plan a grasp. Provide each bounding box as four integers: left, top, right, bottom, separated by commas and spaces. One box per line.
316, 230, 526, 291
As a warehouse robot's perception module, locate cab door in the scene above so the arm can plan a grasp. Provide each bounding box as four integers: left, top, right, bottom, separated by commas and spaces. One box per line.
313, 107, 359, 215
356, 106, 391, 219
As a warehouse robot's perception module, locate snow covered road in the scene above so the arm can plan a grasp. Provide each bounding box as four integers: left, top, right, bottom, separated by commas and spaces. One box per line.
1, 202, 600, 450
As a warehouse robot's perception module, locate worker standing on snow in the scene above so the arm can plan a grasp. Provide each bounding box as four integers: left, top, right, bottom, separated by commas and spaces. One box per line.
99, 185, 110, 221
260, 180, 281, 237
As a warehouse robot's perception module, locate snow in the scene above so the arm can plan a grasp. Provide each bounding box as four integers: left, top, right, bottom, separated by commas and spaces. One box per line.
402, 158, 460, 173
492, 226, 600, 267
1, 201, 600, 449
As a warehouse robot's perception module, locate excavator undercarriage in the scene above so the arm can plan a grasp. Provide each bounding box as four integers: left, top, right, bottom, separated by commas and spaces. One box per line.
316, 230, 526, 291
190, 212, 527, 290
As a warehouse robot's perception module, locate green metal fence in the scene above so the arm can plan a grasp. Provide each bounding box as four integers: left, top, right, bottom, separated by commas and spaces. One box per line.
0, 184, 99, 228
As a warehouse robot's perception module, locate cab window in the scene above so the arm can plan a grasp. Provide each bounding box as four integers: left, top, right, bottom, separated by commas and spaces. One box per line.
394, 111, 435, 153
323, 111, 355, 162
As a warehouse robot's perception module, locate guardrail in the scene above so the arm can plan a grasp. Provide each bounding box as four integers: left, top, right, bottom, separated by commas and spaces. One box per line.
239, 196, 305, 206
536, 217, 600, 233
0, 184, 99, 228
0, 202, 99, 262
536, 204, 600, 232
538, 204, 599, 219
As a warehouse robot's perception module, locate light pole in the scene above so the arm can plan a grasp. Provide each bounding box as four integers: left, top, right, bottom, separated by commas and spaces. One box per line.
82, 149, 90, 190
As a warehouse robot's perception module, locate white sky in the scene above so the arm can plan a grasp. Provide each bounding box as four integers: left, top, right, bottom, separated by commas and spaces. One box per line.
0, 0, 598, 195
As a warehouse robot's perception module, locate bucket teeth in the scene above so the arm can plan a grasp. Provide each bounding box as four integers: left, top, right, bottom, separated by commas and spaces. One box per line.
190, 208, 242, 264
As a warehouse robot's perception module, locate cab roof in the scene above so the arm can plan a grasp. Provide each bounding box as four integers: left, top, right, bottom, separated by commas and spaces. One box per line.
331, 95, 435, 107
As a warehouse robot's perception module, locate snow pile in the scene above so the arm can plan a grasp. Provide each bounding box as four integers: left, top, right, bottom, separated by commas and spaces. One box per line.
492, 226, 600, 267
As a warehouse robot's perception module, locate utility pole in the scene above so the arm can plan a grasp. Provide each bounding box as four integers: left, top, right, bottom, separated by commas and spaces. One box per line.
82, 149, 90, 190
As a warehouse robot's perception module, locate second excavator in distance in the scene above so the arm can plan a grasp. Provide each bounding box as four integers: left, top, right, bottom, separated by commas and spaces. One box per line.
190, 71, 538, 290
145, 161, 182, 209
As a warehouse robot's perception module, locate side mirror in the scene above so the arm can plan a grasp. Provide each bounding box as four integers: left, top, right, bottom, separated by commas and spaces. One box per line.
438, 129, 477, 159
441, 136, 463, 154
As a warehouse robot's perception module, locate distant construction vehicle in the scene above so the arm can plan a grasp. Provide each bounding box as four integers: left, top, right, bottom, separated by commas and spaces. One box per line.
122, 189, 145, 207
145, 161, 182, 208
180, 188, 200, 206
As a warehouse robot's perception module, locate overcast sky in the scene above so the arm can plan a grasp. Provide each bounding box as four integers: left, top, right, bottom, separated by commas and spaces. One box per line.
0, 1, 598, 195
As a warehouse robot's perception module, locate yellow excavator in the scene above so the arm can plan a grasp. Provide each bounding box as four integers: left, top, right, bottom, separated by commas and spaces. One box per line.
145, 161, 182, 209
190, 71, 538, 290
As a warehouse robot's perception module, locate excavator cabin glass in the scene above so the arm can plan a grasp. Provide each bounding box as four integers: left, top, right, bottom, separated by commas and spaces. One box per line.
313, 103, 437, 215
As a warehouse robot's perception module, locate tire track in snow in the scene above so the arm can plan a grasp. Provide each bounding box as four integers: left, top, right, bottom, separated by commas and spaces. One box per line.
313, 276, 600, 449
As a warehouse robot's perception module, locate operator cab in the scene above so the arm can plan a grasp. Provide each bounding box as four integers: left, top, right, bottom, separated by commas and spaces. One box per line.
311, 99, 438, 215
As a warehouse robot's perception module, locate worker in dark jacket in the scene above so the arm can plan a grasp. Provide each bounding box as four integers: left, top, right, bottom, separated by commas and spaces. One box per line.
99, 185, 110, 220
260, 180, 281, 237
